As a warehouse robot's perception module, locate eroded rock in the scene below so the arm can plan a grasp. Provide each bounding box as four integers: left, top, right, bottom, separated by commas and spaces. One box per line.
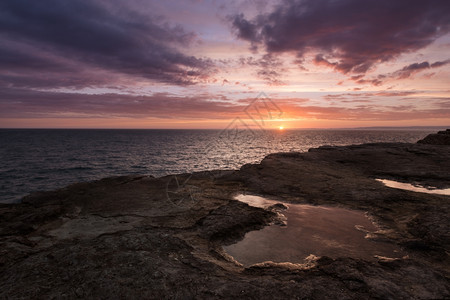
1, 139, 449, 299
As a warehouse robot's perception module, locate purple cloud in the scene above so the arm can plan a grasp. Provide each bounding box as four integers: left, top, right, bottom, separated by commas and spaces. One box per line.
393, 60, 450, 79
0, 0, 214, 87
348, 59, 450, 85
1, 87, 448, 122
0, 87, 242, 119
239, 54, 286, 85
231, 0, 450, 75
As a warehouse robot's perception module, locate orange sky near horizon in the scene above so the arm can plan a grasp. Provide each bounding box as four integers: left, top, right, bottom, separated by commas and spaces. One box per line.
0, 0, 449, 129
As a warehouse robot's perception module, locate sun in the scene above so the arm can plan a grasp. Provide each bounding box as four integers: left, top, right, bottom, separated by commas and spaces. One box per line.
278, 126, 284, 130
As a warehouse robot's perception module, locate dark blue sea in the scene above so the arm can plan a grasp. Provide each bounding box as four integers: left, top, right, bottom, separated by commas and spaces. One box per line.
0, 129, 437, 203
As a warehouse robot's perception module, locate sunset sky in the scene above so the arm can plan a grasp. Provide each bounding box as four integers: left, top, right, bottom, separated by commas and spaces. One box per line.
0, 0, 449, 129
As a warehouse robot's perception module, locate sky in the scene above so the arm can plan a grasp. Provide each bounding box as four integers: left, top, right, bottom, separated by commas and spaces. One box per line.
0, 0, 449, 129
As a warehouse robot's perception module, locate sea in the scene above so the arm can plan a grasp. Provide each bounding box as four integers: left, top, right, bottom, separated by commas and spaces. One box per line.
0, 128, 440, 204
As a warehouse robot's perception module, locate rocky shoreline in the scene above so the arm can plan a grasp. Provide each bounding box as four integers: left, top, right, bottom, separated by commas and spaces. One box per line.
1, 133, 449, 299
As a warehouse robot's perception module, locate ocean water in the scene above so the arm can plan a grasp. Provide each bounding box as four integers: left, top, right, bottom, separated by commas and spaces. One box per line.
0, 129, 434, 204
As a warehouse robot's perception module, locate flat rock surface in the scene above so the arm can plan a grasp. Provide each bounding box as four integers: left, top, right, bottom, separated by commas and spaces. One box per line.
1, 142, 449, 299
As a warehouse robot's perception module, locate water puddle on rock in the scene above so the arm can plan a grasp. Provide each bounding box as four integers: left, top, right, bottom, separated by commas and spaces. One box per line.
376, 179, 450, 196
224, 194, 405, 267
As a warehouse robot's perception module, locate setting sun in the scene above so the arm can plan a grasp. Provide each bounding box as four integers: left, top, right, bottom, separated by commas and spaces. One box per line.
279, 126, 284, 130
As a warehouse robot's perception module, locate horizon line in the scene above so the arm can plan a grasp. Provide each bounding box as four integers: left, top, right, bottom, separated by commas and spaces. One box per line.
0, 126, 448, 130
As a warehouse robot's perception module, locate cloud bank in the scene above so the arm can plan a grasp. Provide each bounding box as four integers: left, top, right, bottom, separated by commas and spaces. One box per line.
1, 87, 448, 122
231, 0, 450, 75
0, 0, 213, 87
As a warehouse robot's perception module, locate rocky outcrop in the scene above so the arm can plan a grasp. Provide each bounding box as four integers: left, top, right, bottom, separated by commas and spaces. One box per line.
417, 129, 450, 145
1, 141, 449, 299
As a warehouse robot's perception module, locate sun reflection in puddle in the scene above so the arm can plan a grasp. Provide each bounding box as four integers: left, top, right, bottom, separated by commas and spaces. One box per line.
224, 194, 405, 267
376, 179, 450, 196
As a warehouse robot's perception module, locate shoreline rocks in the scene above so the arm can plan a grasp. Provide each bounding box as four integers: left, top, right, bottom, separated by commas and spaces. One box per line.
417, 128, 450, 145
1, 136, 449, 299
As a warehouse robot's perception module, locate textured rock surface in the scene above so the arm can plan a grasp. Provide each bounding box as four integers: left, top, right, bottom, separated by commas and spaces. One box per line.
1, 142, 449, 299
417, 128, 450, 145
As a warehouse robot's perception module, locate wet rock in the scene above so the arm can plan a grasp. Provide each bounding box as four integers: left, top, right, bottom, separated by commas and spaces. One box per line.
267, 203, 289, 210
1, 134, 450, 299
197, 200, 276, 244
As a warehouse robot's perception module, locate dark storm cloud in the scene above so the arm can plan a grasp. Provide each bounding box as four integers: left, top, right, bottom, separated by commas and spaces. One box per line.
232, 14, 258, 42
0, 0, 213, 87
231, 0, 450, 74
0, 45, 70, 71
